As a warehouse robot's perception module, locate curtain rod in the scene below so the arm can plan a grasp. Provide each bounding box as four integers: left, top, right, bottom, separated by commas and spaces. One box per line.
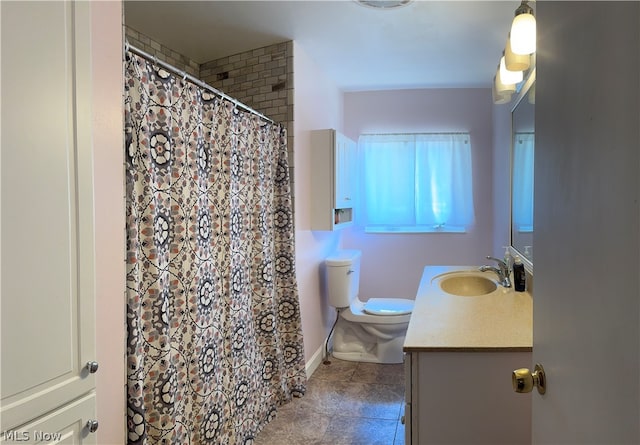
125, 42, 275, 124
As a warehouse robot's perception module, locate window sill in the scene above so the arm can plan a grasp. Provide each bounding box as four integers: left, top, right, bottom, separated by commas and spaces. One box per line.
364, 225, 467, 234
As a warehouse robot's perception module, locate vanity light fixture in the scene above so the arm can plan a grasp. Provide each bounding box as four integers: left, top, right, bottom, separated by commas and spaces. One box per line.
510, 0, 536, 55
493, 1, 536, 104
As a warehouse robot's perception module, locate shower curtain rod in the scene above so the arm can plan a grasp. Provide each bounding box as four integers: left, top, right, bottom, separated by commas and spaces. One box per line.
125, 42, 275, 124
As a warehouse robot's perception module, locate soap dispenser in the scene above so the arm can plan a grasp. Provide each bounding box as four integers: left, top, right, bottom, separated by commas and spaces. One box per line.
502, 246, 512, 270
513, 255, 526, 292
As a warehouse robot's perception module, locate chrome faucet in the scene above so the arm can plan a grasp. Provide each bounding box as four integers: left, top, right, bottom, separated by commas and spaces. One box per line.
479, 256, 512, 288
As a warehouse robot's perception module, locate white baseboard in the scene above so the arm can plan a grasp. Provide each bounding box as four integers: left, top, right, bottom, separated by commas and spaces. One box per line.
305, 344, 325, 379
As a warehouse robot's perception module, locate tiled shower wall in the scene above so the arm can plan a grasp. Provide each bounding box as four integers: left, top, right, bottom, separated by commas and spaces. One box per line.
200, 42, 295, 205
124, 27, 200, 77
199, 43, 292, 124
124, 26, 295, 208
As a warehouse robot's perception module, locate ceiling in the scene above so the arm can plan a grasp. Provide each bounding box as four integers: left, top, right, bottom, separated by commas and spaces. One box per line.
124, 0, 521, 91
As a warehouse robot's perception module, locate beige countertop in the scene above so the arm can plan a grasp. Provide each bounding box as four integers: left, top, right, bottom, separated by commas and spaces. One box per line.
403, 266, 533, 352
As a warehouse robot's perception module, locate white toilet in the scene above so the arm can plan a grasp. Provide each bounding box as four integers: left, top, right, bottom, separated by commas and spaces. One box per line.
325, 250, 414, 364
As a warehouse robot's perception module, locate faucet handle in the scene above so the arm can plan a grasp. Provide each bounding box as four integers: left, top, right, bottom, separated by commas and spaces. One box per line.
485, 256, 510, 275
485, 255, 505, 265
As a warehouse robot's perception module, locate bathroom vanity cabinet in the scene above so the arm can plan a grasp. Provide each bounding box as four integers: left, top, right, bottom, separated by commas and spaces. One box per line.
310, 129, 356, 230
1, 2, 99, 442
403, 266, 533, 445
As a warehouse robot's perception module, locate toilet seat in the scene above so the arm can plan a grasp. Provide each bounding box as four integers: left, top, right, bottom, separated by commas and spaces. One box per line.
363, 298, 414, 316
342, 298, 414, 324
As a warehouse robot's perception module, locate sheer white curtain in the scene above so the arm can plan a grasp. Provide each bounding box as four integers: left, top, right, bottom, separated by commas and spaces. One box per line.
512, 132, 534, 231
362, 134, 416, 225
359, 133, 474, 231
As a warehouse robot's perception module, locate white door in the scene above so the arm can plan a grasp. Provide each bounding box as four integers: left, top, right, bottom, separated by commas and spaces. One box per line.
1, 0, 97, 435
532, 2, 640, 443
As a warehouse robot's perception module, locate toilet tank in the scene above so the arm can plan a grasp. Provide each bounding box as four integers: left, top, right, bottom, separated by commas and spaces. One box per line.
325, 250, 361, 308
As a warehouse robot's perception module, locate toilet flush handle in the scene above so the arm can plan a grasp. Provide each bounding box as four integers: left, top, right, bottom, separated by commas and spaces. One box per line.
347, 269, 355, 275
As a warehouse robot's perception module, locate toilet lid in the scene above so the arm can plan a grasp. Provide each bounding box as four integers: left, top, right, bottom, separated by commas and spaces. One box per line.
363, 298, 414, 316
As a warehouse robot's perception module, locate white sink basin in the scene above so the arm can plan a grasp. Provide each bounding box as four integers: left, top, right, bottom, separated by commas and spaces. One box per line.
437, 272, 498, 297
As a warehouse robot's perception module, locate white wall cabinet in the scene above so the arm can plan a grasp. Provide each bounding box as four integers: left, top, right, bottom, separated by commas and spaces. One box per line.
1, 2, 99, 442
310, 129, 356, 230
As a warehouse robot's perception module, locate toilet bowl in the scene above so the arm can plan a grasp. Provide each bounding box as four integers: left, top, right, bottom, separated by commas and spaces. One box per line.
325, 250, 414, 364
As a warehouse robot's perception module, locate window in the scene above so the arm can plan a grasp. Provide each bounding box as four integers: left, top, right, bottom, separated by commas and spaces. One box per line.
359, 133, 474, 233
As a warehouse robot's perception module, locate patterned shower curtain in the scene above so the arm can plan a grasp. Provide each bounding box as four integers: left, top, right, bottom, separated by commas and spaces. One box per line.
124, 52, 306, 444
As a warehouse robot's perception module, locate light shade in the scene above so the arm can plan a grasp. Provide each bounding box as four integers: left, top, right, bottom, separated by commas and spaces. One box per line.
493, 65, 515, 104
505, 34, 531, 72
510, 8, 536, 55
492, 75, 512, 104
500, 56, 523, 85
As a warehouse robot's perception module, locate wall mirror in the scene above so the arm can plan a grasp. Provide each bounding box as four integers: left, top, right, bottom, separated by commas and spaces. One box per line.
511, 72, 535, 266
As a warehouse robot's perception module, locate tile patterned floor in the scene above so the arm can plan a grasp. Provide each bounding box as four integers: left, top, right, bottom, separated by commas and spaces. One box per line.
255, 357, 406, 445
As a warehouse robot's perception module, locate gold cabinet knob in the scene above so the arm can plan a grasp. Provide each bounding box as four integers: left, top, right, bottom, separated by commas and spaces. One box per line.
512, 363, 546, 394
